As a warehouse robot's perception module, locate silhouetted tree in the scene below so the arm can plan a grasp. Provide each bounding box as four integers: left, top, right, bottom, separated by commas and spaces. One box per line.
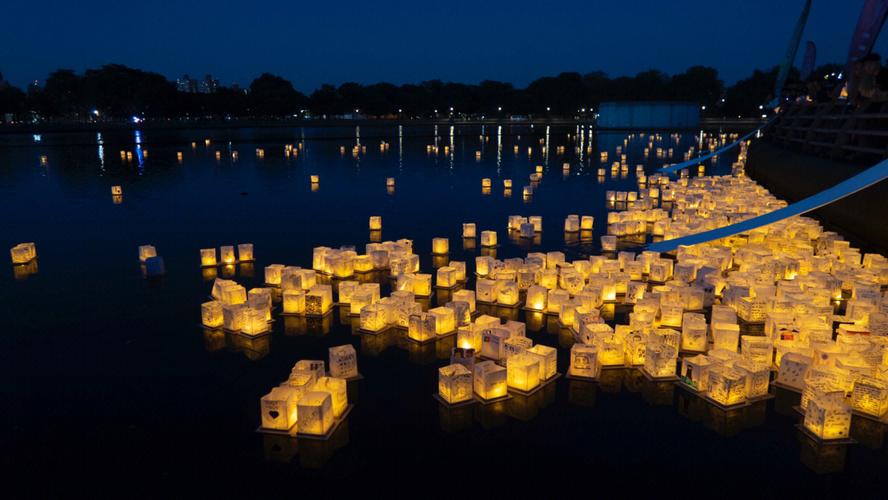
248, 73, 306, 117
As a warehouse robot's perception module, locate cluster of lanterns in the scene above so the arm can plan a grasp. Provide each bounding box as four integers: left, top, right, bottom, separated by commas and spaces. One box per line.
258, 346, 358, 436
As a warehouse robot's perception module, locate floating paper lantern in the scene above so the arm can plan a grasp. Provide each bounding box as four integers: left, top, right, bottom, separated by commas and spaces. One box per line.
681, 313, 708, 352
580, 216, 594, 230
220, 245, 236, 265
260, 386, 300, 431
463, 223, 476, 238
569, 344, 600, 378
481, 230, 497, 247
497, 281, 520, 306
527, 344, 557, 380
283, 289, 306, 314
222, 303, 246, 331
138, 245, 157, 263
306, 285, 333, 316
369, 216, 382, 230
237, 243, 254, 262
564, 215, 580, 232
850, 376, 888, 418
804, 396, 852, 440
526, 285, 548, 311
481, 178, 492, 188
453, 290, 476, 312
241, 307, 270, 335
507, 354, 541, 392
707, 366, 747, 406
439, 364, 473, 404
476, 256, 493, 277
408, 312, 436, 342
310, 175, 319, 183
111, 185, 122, 196
644, 343, 678, 378
712, 323, 740, 352
432, 237, 449, 255
201, 301, 224, 328
10, 243, 37, 264
329, 344, 358, 379
679, 355, 712, 391
264, 264, 284, 285
200, 248, 217, 267
503, 179, 513, 189
436, 266, 458, 288
296, 391, 335, 436
601, 236, 616, 252
312, 376, 348, 418
523, 186, 533, 198
474, 361, 508, 400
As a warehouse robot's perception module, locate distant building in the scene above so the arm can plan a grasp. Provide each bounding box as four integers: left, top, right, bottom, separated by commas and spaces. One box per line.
176, 74, 198, 93
198, 75, 219, 94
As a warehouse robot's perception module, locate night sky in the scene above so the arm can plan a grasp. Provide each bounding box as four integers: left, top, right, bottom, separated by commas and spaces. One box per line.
2, 0, 884, 91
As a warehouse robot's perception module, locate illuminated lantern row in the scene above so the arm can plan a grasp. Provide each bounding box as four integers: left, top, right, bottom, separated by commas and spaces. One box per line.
259, 358, 350, 436
10, 242, 37, 264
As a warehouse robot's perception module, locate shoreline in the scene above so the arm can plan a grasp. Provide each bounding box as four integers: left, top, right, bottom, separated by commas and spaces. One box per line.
0, 117, 762, 135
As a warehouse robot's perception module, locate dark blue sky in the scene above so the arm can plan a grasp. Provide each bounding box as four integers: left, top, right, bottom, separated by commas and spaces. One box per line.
2, 0, 883, 92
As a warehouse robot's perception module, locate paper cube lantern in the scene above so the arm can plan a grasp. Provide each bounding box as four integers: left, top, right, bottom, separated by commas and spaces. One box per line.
219, 283, 247, 305
457, 326, 481, 351
359, 304, 388, 332
439, 364, 473, 404
681, 313, 708, 352
138, 245, 157, 263
741, 336, 774, 366
481, 178, 492, 188
804, 397, 852, 441
369, 216, 382, 230
507, 354, 541, 392
476, 279, 499, 303
564, 215, 580, 233
428, 307, 457, 335
200, 248, 217, 267
527, 344, 557, 381
453, 289, 476, 312
581, 216, 594, 230
237, 243, 254, 262
437, 266, 458, 288
481, 231, 497, 247
432, 237, 449, 255
463, 223, 476, 238
707, 366, 747, 406
775, 353, 811, 390
680, 354, 712, 391
503, 336, 533, 365
201, 301, 223, 328
525, 285, 548, 311
328, 344, 358, 379
242, 307, 270, 335
481, 327, 510, 360
282, 289, 306, 315
449, 261, 467, 281
546, 289, 570, 315
734, 359, 771, 399
10, 243, 36, 264
601, 235, 616, 252
220, 245, 236, 265
497, 281, 520, 306
305, 285, 333, 316
712, 323, 740, 352
312, 376, 348, 418
297, 391, 334, 436
529, 216, 543, 232
850, 376, 888, 418
474, 361, 508, 400
222, 304, 246, 331
263, 264, 284, 286
408, 312, 436, 342
569, 344, 600, 378
644, 343, 678, 378
446, 300, 471, 326
260, 386, 300, 431
292, 359, 326, 380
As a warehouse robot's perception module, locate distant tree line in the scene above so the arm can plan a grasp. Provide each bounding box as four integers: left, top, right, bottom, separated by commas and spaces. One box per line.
0, 62, 840, 123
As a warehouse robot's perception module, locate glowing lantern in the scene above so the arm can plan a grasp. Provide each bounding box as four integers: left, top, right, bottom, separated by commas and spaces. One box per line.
712, 323, 740, 352
564, 215, 580, 232
312, 376, 348, 418
110, 185, 122, 196
201, 301, 224, 328
497, 281, 520, 306
569, 344, 600, 378
242, 307, 270, 335
481, 178, 492, 188
222, 303, 246, 331
706, 366, 747, 406
437, 266, 458, 288
680, 355, 712, 391
264, 264, 284, 285
10, 243, 37, 264
219, 283, 247, 305
359, 303, 389, 332
296, 391, 335, 436
463, 223, 476, 238
474, 361, 508, 400
283, 289, 306, 314
310, 175, 319, 183
803, 396, 852, 441
439, 364, 473, 404
138, 245, 157, 263
581, 216, 594, 230
386, 177, 395, 187
237, 243, 254, 262
408, 312, 436, 342
328, 344, 358, 379
428, 306, 457, 335
734, 359, 771, 399
481, 231, 497, 247
681, 313, 707, 352
644, 343, 678, 378
220, 245, 236, 265
453, 289, 476, 312
526, 285, 548, 312
507, 354, 541, 392
432, 237, 449, 255
200, 248, 217, 267
601, 235, 616, 252
260, 386, 300, 431
527, 344, 557, 380
503, 179, 513, 188
369, 216, 382, 230
305, 284, 333, 316
850, 376, 888, 418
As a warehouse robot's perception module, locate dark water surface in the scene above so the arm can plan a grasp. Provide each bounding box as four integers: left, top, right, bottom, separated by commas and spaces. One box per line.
2, 125, 886, 496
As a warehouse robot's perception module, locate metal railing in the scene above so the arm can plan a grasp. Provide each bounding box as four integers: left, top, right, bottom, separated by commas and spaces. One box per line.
769, 101, 888, 162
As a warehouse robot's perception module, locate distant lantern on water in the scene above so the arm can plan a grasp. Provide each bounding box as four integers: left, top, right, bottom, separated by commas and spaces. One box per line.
310, 175, 319, 184
481, 178, 491, 188
111, 185, 122, 196
177, 151, 183, 162
386, 177, 395, 187
503, 179, 513, 188
481, 230, 497, 247
462, 223, 476, 239
237, 243, 254, 262
220, 245, 236, 265
432, 237, 449, 255
200, 248, 217, 267
369, 216, 382, 230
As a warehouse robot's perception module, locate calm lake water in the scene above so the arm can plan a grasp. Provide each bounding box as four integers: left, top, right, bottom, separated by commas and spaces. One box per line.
2, 124, 886, 495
